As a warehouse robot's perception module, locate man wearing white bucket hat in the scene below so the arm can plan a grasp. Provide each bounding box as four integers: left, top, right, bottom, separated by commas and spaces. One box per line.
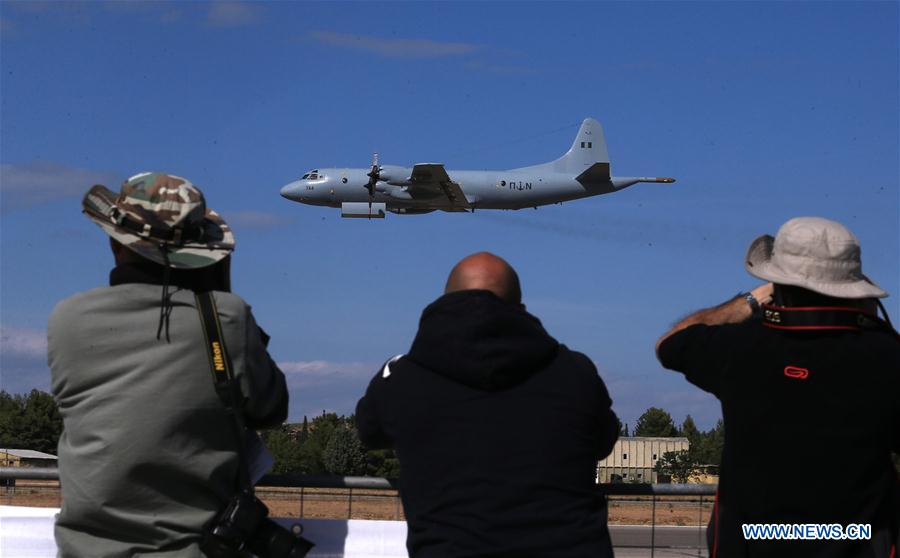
656, 216, 898, 558
49, 173, 291, 557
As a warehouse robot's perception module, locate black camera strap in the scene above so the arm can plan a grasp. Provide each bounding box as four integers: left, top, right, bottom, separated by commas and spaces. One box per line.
195, 292, 315, 558
762, 303, 900, 341
196, 291, 253, 492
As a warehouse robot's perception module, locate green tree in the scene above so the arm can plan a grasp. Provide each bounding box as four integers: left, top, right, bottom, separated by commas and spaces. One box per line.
262, 427, 304, 474
680, 415, 702, 460
0, 390, 62, 454
323, 426, 367, 476
654, 450, 698, 483
21, 390, 63, 454
297, 412, 341, 474
298, 416, 310, 444
0, 391, 26, 448
633, 407, 677, 437
365, 448, 401, 478
696, 419, 725, 466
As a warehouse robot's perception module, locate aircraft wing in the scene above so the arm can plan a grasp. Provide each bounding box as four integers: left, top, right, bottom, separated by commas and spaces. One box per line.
410, 164, 472, 208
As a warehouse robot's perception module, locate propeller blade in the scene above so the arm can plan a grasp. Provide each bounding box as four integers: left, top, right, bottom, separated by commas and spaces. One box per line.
364, 152, 380, 214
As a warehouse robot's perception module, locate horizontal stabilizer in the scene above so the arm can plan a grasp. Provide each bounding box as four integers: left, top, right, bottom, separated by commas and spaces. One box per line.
576, 162, 611, 185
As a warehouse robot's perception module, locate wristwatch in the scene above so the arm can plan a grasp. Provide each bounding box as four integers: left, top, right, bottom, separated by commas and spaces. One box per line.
743, 292, 762, 318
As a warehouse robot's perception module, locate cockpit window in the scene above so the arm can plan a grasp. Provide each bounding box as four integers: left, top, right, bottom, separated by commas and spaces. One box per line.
302, 169, 322, 181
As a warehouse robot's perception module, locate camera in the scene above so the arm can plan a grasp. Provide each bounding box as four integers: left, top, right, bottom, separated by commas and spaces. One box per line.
201, 490, 314, 558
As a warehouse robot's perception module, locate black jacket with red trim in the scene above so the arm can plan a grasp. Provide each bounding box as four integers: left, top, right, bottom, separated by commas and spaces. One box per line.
659, 318, 900, 558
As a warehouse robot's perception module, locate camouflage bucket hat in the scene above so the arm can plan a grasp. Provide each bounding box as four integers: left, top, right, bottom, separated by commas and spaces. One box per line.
82, 172, 235, 269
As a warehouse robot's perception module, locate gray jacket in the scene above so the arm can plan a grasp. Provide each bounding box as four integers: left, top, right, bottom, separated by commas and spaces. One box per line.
49, 283, 287, 557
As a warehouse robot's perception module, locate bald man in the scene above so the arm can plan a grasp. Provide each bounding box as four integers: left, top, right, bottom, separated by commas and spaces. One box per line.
356, 252, 619, 558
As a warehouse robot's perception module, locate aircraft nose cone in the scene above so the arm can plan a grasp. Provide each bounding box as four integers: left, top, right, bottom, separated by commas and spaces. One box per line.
280, 181, 303, 201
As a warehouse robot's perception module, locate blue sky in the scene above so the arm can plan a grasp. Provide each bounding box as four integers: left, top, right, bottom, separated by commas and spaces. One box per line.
1, 1, 897, 431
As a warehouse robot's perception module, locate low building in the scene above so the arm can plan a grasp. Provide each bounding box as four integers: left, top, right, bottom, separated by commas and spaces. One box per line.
596, 437, 689, 483
0, 449, 58, 468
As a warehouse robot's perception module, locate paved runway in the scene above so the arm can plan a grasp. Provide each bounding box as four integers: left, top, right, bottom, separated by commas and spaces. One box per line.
611, 524, 709, 557
613, 549, 707, 558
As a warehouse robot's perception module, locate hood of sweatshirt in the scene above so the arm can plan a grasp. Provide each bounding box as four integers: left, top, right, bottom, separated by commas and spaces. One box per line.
406, 290, 559, 391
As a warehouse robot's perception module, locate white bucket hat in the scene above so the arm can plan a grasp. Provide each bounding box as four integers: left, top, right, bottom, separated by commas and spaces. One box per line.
744, 216, 887, 299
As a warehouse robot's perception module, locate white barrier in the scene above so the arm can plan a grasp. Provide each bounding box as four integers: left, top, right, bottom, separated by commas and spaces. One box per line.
0, 506, 409, 558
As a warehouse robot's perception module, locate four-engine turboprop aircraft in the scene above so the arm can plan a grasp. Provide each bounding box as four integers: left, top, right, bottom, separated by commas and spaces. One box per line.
279, 118, 675, 218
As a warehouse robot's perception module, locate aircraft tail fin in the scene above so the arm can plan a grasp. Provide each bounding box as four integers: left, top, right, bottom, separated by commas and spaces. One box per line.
547, 118, 610, 175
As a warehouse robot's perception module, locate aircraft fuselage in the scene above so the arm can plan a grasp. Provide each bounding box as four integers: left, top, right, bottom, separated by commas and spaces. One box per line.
281, 167, 625, 210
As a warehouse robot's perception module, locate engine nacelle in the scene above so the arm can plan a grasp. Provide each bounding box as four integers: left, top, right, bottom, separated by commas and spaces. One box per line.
341, 202, 385, 219
383, 185, 412, 200
378, 165, 413, 186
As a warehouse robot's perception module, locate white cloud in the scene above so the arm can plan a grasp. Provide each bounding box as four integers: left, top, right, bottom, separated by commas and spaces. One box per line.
278, 360, 374, 378
309, 31, 480, 59
0, 327, 51, 394
207, 1, 263, 28
0, 326, 47, 359
278, 360, 378, 422
0, 161, 119, 212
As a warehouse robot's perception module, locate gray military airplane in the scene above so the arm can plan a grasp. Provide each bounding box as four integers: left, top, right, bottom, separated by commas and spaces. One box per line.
279, 118, 674, 218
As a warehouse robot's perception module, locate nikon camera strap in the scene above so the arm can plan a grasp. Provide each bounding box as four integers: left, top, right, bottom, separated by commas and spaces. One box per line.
196, 293, 315, 558
196, 291, 253, 492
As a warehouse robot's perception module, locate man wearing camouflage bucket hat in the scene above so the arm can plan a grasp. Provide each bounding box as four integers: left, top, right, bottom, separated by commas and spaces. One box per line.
49, 172, 289, 556
82, 171, 236, 270
655, 217, 899, 558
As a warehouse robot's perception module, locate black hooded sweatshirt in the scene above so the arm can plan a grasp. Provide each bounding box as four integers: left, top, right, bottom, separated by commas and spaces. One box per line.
356, 290, 619, 558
